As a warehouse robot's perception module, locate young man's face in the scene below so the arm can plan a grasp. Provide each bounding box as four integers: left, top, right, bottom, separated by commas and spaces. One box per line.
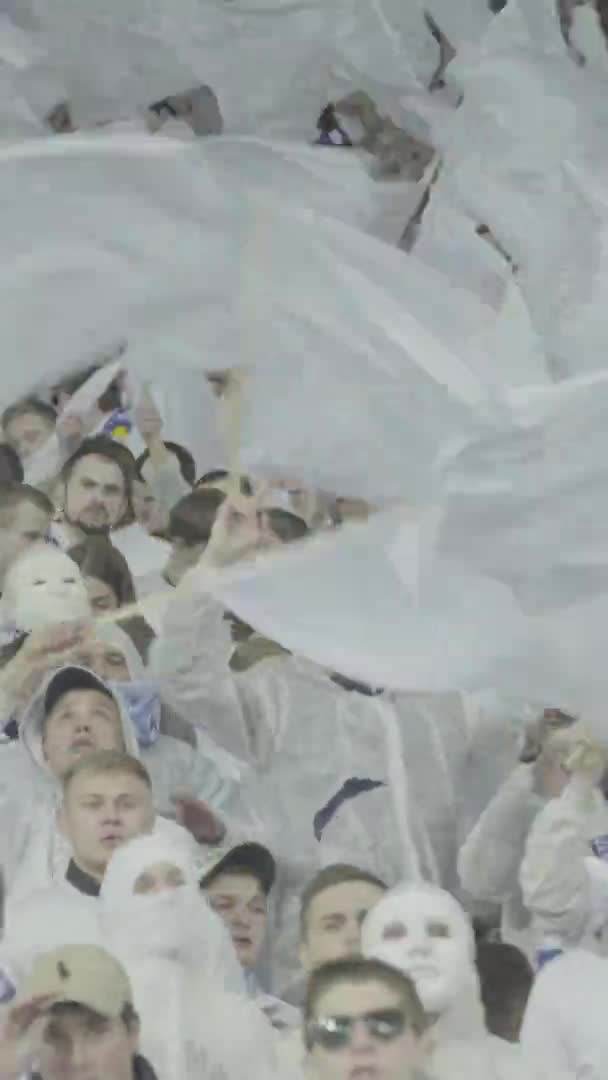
301, 881, 386, 973
0, 501, 51, 582
39, 1005, 137, 1080
132, 478, 167, 535
65, 454, 127, 533
4, 410, 55, 463
68, 640, 131, 683
60, 770, 155, 879
43, 689, 125, 778
205, 872, 268, 969
307, 979, 429, 1080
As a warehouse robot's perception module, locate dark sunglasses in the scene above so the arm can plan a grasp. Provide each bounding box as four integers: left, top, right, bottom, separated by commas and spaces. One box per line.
306, 1009, 407, 1051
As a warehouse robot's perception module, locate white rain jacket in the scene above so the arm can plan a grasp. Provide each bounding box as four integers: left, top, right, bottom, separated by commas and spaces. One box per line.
153, 578, 470, 992
459, 764, 542, 955
520, 773, 608, 954
93, 622, 264, 840
99, 835, 279, 1080
521, 948, 608, 1079
0, 665, 251, 902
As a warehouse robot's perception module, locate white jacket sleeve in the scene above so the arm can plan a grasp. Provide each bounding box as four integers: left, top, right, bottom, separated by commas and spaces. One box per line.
458, 765, 539, 902
150, 569, 252, 762
520, 775, 604, 942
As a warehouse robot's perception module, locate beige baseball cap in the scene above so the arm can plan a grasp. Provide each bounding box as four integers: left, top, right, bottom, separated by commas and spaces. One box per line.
21, 946, 133, 1020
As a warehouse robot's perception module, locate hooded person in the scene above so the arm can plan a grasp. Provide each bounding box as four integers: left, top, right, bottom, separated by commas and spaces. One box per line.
69, 621, 265, 847
98, 833, 280, 1080
0, 542, 90, 641
0, 666, 204, 906
361, 883, 561, 1080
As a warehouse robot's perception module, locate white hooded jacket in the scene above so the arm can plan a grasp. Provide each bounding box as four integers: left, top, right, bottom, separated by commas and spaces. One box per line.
99, 834, 279, 1080
0, 666, 203, 904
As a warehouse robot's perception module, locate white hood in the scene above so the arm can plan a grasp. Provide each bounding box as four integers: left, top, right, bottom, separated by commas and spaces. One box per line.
19, 664, 140, 779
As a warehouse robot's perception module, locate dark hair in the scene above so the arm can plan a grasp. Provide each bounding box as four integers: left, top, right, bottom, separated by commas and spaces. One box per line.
265, 507, 309, 543
169, 488, 226, 546
62, 436, 135, 513
68, 536, 136, 607
0, 445, 24, 486
300, 864, 387, 938
0, 483, 54, 526
196, 470, 253, 496
304, 957, 428, 1042
475, 942, 533, 1043
2, 398, 57, 432
136, 442, 196, 487
68, 537, 156, 658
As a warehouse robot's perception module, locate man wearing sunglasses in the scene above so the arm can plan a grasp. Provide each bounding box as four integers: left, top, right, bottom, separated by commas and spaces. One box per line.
304, 956, 432, 1080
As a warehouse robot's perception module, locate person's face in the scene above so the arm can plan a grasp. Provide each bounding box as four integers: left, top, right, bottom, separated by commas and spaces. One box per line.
60, 770, 155, 879
65, 455, 127, 533
84, 576, 119, 615
301, 882, 386, 974
133, 861, 187, 896
164, 538, 206, 587
362, 889, 471, 1014
6, 548, 90, 632
307, 980, 429, 1080
132, 479, 167, 535
205, 872, 268, 969
43, 689, 125, 778
3, 411, 55, 463
69, 641, 131, 683
0, 502, 51, 581
40, 1006, 136, 1080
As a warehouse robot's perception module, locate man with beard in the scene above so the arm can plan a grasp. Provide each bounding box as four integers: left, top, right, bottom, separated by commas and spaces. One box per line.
54, 437, 169, 594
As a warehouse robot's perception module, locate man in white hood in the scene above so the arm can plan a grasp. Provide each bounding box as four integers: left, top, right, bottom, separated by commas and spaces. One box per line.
98, 833, 279, 1080
361, 882, 563, 1080
0, 663, 252, 903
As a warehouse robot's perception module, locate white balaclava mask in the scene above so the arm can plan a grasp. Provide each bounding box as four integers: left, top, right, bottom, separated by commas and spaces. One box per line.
1, 543, 90, 632
361, 884, 477, 1017
100, 833, 211, 964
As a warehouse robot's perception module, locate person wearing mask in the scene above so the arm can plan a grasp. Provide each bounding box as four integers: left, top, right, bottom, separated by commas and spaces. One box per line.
202, 842, 300, 1029
475, 942, 533, 1043
98, 833, 279, 1080
0, 663, 245, 901
520, 728, 608, 964
362, 882, 561, 1080
1, 750, 188, 971
63, 624, 262, 842
304, 956, 432, 1080
458, 708, 580, 957
0, 487, 53, 595
0, 944, 159, 1080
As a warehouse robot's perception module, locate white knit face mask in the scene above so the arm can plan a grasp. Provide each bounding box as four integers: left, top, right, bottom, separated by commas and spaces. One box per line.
4, 546, 90, 632
362, 888, 472, 1014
